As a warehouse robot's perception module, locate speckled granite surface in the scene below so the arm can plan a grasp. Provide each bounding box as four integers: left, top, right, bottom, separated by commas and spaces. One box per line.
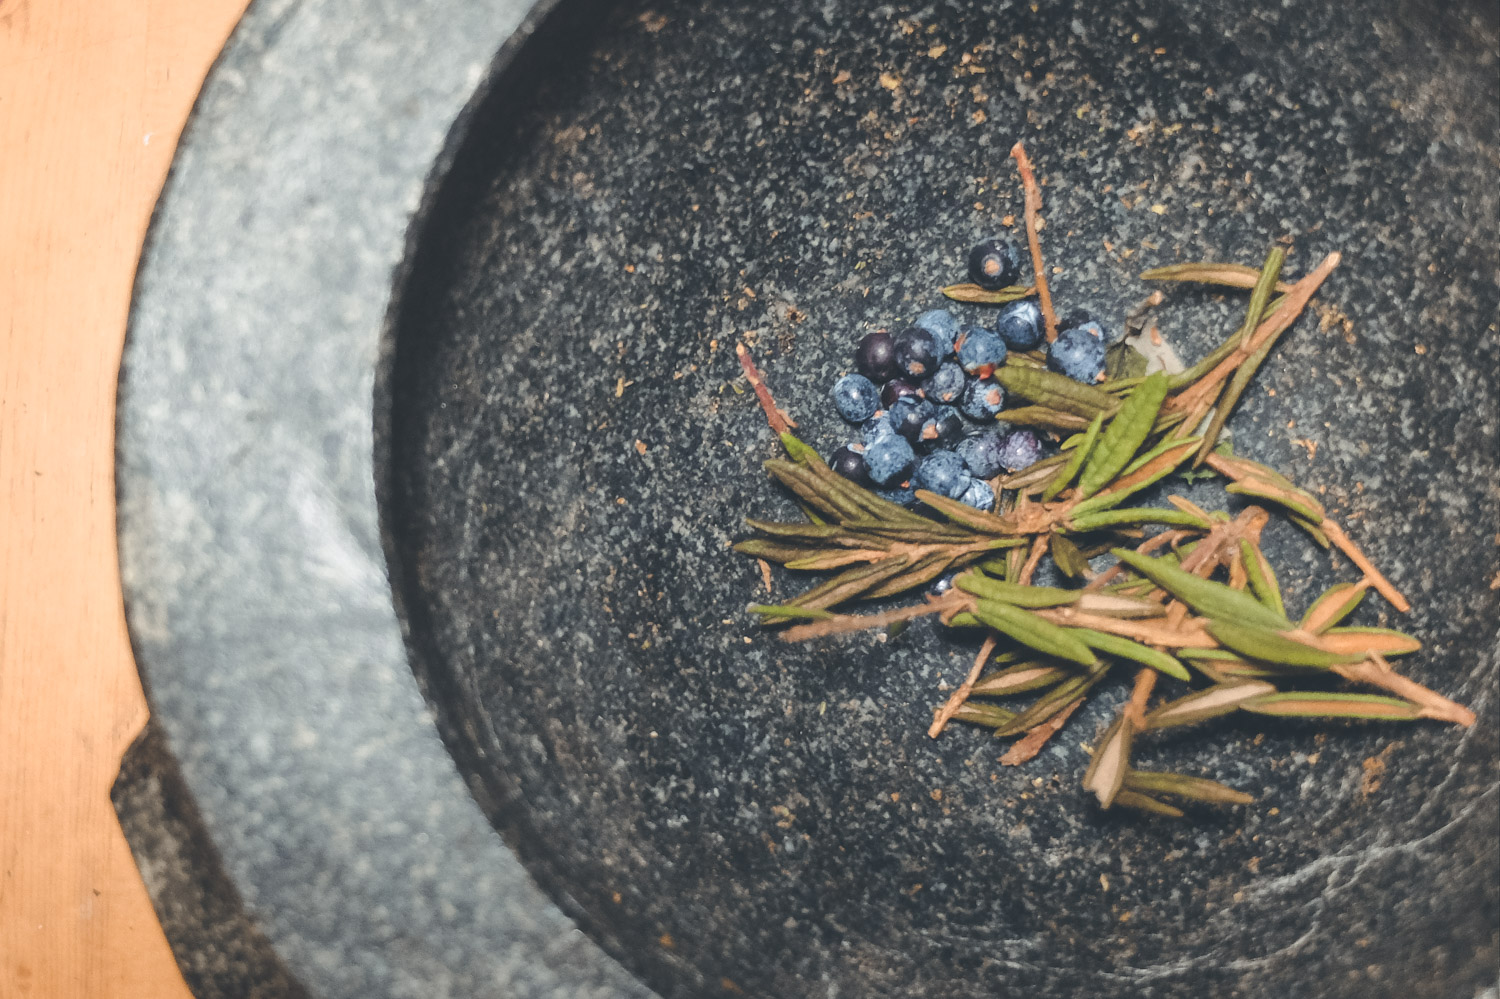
120, 0, 1496, 996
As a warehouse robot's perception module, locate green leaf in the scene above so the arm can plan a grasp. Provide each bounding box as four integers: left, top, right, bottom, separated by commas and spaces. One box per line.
1041, 412, 1104, 502
1316, 626, 1422, 658
1300, 583, 1366, 634
1239, 539, 1285, 618
748, 604, 835, 621
1068, 628, 1192, 681
1104, 341, 1150, 380
1111, 548, 1292, 630
1123, 770, 1253, 805
1069, 438, 1201, 516
1068, 507, 1210, 532
1077, 373, 1170, 499
1206, 620, 1365, 669
1143, 681, 1278, 729
1239, 691, 1424, 721
952, 701, 1020, 728
970, 600, 1099, 667
1111, 789, 1184, 817
995, 365, 1119, 418
956, 572, 1081, 607
989, 405, 1092, 432
1050, 534, 1091, 578
993, 668, 1108, 736
941, 282, 1033, 304
971, 661, 1071, 697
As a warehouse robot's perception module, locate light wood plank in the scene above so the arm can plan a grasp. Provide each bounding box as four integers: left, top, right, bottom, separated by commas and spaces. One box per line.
0, 0, 251, 993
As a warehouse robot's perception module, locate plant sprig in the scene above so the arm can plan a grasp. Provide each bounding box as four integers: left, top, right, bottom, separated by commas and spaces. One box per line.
732, 155, 1472, 819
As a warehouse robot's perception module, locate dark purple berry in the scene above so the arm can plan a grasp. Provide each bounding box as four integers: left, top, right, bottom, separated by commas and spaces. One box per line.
917, 405, 965, 450
956, 429, 1006, 478
998, 429, 1045, 472
958, 477, 996, 511
880, 378, 921, 408
956, 325, 1007, 377
967, 237, 1022, 290
864, 434, 916, 487
1047, 325, 1108, 384
855, 330, 899, 382
913, 309, 960, 357
831, 373, 879, 422
915, 450, 970, 499
959, 377, 1006, 421
922, 362, 967, 405
888, 395, 935, 442
995, 298, 1045, 351
830, 444, 870, 484
894, 326, 941, 379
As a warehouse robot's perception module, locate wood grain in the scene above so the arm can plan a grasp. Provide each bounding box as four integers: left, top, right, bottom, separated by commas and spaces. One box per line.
0, 0, 250, 993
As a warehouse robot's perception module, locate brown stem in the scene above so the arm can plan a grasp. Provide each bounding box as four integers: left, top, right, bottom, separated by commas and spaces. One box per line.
1321, 519, 1411, 613
1018, 533, 1050, 586
1122, 668, 1158, 729
929, 633, 999, 738
781, 591, 969, 642
736, 342, 795, 434
1009, 142, 1059, 342
1334, 655, 1474, 726
999, 696, 1085, 765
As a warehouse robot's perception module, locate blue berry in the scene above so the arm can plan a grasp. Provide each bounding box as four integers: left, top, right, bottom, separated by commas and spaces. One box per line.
956, 429, 1007, 479
888, 395, 935, 442
915, 450, 970, 499
967, 237, 1022, 290
1047, 324, 1108, 384
876, 480, 918, 507
956, 325, 1007, 377
998, 428, 1045, 472
862, 412, 896, 444
922, 362, 967, 405
894, 326, 941, 379
995, 298, 1045, 351
959, 378, 1006, 421
880, 378, 922, 408
958, 477, 996, 511
855, 330, 899, 382
864, 434, 916, 486
914, 309, 960, 357
831, 373, 880, 422
830, 444, 870, 484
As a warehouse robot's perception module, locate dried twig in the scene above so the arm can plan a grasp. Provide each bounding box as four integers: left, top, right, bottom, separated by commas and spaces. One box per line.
1009, 142, 1059, 342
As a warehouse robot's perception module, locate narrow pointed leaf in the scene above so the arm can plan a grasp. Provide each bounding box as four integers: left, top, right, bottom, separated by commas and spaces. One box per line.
972, 662, 1071, 697
1239, 539, 1285, 618
1082, 715, 1134, 807
1300, 583, 1366, 634
1144, 681, 1278, 729
1074, 593, 1167, 618
1077, 372, 1170, 497
749, 604, 835, 621
1124, 770, 1253, 805
1042, 412, 1104, 501
1317, 626, 1422, 657
1104, 341, 1150, 380
952, 701, 1020, 728
1070, 438, 1201, 515
1068, 507, 1211, 532
995, 365, 1119, 418
941, 282, 1033, 304
1113, 548, 1292, 630
990, 405, 1092, 432
1240, 691, 1424, 721
1050, 533, 1091, 578
971, 600, 1099, 667
864, 550, 962, 599
913, 489, 1016, 534
1224, 479, 1326, 523
1207, 620, 1364, 668
788, 556, 912, 610
1139, 261, 1294, 291
956, 573, 1081, 608
1069, 628, 1192, 681
994, 671, 1105, 736
1112, 789, 1184, 817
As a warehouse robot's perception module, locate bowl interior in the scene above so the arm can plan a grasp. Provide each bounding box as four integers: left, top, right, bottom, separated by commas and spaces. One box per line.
378, 1, 1499, 995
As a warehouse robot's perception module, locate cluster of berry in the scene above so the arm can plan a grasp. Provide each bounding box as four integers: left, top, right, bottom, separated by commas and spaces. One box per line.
824, 237, 1111, 511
